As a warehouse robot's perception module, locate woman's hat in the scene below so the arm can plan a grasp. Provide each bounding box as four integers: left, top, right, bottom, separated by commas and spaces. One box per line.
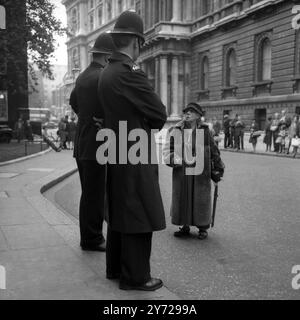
183, 103, 204, 116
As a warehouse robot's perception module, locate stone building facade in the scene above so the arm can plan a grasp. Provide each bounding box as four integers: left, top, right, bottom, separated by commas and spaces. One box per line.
63, 0, 300, 129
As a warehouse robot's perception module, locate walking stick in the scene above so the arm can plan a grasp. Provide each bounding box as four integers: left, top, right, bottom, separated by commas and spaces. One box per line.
211, 183, 219, 228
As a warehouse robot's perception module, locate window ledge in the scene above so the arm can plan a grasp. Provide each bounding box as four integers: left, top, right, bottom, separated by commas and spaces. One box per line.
251, 80, 273, 87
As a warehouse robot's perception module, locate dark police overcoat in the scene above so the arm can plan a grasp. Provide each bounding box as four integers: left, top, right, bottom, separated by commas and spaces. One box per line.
70, 61, 105, 160
98, 52, 167, 234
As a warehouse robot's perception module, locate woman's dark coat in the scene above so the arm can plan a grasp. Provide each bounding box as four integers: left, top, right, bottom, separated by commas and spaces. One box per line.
163, 120, 223, 227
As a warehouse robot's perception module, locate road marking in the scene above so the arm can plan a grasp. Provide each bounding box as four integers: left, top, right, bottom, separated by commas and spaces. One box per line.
27, 168, 54, 172
0, 173, 20, 178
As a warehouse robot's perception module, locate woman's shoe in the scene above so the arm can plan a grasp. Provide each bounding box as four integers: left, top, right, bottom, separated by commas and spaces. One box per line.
174, 226, 190, 237
198, 230, 208, 240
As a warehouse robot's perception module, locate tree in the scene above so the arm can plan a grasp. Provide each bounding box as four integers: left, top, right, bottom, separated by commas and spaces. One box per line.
26, 0, 65, 81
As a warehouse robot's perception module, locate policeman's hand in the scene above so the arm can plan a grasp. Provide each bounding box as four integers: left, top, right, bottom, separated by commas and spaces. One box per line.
93, 117, 104, 130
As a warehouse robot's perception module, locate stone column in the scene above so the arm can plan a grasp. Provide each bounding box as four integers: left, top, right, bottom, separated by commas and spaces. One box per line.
160, 56, 168, 107
172, 0, 181, 22
155, 57, 160, 94
80, 45, 88, 71
78, 2, 87, 35
184, 57, 191, 105
171, 55, 180, 118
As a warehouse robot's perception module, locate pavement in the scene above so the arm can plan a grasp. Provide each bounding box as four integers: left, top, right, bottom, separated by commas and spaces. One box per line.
0, 150, 179, 300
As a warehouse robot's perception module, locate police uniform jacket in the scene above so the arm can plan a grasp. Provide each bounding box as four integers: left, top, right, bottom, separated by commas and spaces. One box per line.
98, 52, 167, 234
70, 61, 104, 160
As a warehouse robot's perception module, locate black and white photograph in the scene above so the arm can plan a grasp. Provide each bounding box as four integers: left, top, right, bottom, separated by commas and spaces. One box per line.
0, 0, 300, 307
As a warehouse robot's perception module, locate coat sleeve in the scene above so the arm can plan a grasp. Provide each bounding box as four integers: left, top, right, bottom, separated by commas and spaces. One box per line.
209, 130, 225, 177
69, 88, 78, 115
163, 126, 183, 168
120, 70, 167, 130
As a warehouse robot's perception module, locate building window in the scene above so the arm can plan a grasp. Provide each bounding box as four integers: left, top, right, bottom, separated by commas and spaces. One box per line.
202, 0, 210, 15
70, 7, 79, 34
118, 0, 123, 13
106, 0, 112, 21
197, 53, 209, 100
136, 0, 141, 15
0, 5, 6, 29
89, 0, 95, 11
71, 47, 80, 70
200, 56, 209, 90
253, 31, 273, 96
260, 38, 271, 81
97, 4, 103, 26
88, 12, 95, 31
222, 44, 237, 99
293, 30, 300, 93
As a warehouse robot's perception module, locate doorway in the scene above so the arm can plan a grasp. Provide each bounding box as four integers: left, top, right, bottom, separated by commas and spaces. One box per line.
255, 108, 266, 130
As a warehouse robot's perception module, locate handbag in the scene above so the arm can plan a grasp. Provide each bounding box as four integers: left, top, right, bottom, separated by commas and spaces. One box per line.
270, 125, 278, 132
291, 137, 300, 147
276, 136, 282, 144
252, 131, 261, 138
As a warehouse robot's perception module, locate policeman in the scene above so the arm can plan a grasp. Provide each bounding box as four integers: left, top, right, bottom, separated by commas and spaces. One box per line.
69, 33, 116, 252
98, 11, 167, 291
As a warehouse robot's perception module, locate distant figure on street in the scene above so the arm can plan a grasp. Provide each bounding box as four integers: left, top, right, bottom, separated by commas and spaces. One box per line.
229, 114, 238, 148
263, 116, 272, 152
58, 117, 67, 150
163, 103, 224, 241
98, 11, 167, 291
69, 32, 116, 252
68, 117, 77, 150
24, 120, 33, 142
287, 115, 300, 157
64, 115, 70, 149
271, 113, 280, 152
212, 117, 221, 147
234, 115, 245, 151
249, 120, 259, 153
223, 114, 230, 148
14, 118, 24, 143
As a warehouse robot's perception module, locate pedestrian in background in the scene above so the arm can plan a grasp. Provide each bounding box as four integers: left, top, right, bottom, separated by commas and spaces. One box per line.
163, 103, 224, 240
98, 11, 167, 291
24, 120, 33, 142
234, 115, 245, 151
223, 114, 230, 148
271, 113, 280, 152
229, 114, 238, 148
68, 117, 77, 150
212, 117, 221, 147
69, 32, 116, 252
64, 115, 70, 150
58, 117, 67, 150
263, 116, 272, 152
249, 120, 259, 153
14, 118, 24, 143
287, 115, 300, 156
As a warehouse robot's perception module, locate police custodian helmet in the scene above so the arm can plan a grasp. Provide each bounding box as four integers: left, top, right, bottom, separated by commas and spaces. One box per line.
110, 10, 145, 44
89, 32, 116, 54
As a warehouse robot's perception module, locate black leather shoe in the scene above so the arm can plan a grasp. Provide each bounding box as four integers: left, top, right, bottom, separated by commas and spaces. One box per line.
81, 242, 106, 252
119, 278, 163, 291
174, 226, 190, 237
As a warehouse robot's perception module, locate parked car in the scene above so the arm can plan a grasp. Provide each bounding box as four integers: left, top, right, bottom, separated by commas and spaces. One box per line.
0, 125, 13, 143
44, 121, 58, 129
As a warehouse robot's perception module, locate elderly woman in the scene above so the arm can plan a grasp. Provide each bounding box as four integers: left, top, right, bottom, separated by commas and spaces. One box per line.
163, 103, 224, 240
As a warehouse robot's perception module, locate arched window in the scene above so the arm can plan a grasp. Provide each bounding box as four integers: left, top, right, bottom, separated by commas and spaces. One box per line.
260, 38, 271, 81
200, 56, 209, 90
72, 48, 79, 70
0, 5, 6, 29
226, 49, 236, 86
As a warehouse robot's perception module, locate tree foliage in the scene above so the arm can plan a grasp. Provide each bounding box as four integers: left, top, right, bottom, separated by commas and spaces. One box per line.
26, 0, 65, 81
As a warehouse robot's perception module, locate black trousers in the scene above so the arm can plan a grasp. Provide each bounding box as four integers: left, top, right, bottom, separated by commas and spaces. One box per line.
224, 132, 230, 148
106, 227, 152, 286
76, 159, 106, 246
